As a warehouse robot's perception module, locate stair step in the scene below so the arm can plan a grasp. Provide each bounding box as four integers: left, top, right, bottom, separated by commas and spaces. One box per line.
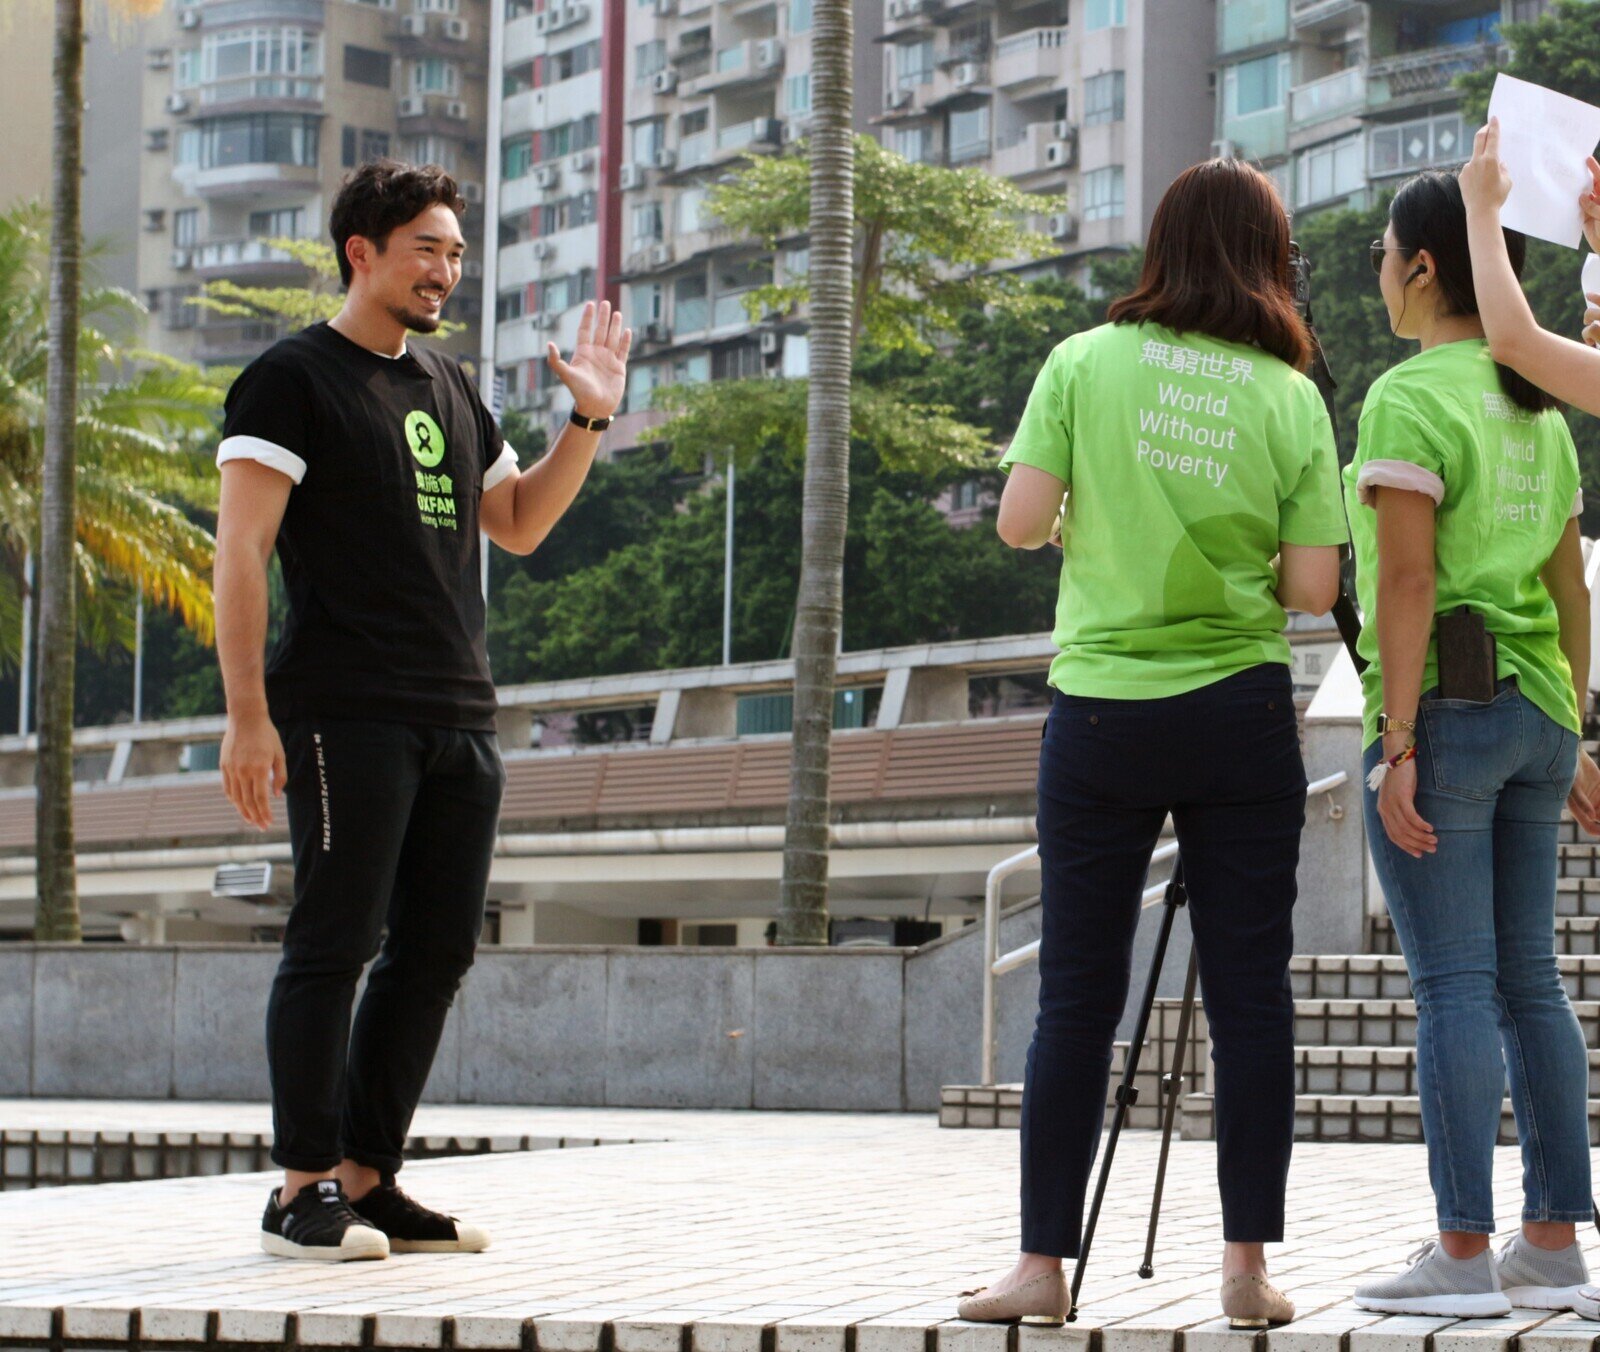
1292, 1044, 1600, 1097
1181, 1092, 1600, 1144
1152, 997, 1600, 1048
1371, 914, 1600, 956
1290, 953, 1600, 1001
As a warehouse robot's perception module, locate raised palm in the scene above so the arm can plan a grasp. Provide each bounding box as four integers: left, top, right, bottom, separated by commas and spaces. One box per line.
547, 299, 631, 419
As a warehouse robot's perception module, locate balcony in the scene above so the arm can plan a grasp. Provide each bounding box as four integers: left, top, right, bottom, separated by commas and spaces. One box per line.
499, 237, 560, 282
714, 116, 783, 157
679, 129, 715, 169
198, 75, 322, 111
503, 89, 540, 137
1289, 65, 1364, 126
1366, 40, 1499, 112
497, 316, 547, 364
1219, 105, 1287, 162
687, 38, 784, 93
1218, 0, 1289, 57
991, 120, 1072, 179
924, 60, 989, 108
197, 0, 322, 24
504, 13, 540, 65
993, 27, 1068, 92
500, 173, 544, 217
191, 161, 320, 199
1291, 0, 1360, 34
192, 237, 304, 278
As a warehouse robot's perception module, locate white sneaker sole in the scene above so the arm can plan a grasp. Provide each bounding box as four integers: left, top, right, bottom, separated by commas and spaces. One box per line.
1504, 1285, 1600, 1319
261, 1227, 390, 1261
390, 1224, 491, 1254
1353, 1293, 1511, 1318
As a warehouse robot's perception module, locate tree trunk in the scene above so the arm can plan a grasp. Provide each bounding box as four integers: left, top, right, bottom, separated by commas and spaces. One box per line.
36, 0, 83, 942
776, 0, 853, 947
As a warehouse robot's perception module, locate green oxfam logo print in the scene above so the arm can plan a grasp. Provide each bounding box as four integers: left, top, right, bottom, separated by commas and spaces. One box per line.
405, 411, 446, 468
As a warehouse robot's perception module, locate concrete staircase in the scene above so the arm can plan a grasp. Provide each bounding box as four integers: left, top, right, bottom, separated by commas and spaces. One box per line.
942, 799, 1600, 1143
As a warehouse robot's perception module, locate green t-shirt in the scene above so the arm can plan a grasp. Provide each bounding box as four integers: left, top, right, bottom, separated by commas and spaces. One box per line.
1345, 338, 1582, 749
1000, 321, 1348, 699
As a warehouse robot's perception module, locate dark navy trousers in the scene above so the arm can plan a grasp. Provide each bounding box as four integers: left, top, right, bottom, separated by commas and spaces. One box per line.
1021, 663, 1307, 1255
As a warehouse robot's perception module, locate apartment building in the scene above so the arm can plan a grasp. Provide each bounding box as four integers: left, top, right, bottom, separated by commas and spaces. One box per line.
1215, 0, 1550, 218
138, 0, 492, 368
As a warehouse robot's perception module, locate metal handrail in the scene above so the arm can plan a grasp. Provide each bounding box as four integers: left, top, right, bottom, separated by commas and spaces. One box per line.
978, 770, 1349, 1085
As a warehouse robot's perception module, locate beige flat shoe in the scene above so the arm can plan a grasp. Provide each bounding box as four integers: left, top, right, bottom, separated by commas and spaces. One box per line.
1221, 1273, 1295, 1329
956, 1270, 1068, 1325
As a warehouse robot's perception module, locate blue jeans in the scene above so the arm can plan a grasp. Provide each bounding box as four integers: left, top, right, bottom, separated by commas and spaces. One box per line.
1363, 683, 1591, 1233
1022, 665, 1305, 1255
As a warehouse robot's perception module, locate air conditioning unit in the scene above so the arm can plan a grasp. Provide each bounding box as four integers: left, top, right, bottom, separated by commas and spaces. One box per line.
618, 162, 645, 189
648, 242, 674, 267
178, 7, 200, 27
569, 149, 596, 173
533, 163, 561, 189
165, 92, 190, 114
444, 98, 467, 119
530, 239, 553, 260
1047, 131, 1077, 167
145, 128, 170, 151
1211, 138, 1237, 160
952, 62, 980, 87
756, 38, 783, 68
443, 16, 468, 40
147, 49, 171, 70
885, 87, 913, 110
651, 147, 677, 170
1048, 212, 1079, 241
398, 94, 426, 116
529, 310, 553, 328
541, 1, 587, 31
1054, 118, 1073, 140
652, 69, 678, 94
459, 179, 483, 203
641, 320, 670, 343
170, 248, 193, 270
462, 260, 483, 279
401, 14, 427, 35
759, 329, 781, 354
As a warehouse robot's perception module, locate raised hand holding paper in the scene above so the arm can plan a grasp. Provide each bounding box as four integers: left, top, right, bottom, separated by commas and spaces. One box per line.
1486, 74, 1600, 248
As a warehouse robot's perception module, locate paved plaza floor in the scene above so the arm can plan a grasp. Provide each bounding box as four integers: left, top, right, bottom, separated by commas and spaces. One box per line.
2, 1101, 1598, 1352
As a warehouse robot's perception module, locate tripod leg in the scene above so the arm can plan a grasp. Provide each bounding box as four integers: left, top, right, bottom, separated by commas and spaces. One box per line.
1139, 945, 1199, 1280
1068, 859, 1186, 1321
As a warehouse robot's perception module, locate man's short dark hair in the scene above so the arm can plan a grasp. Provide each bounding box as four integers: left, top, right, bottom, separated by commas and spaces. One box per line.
328, 159, 465, 288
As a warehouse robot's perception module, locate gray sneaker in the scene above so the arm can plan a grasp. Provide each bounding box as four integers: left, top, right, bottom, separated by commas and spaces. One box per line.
1354, 1241, 1511, 1317
1495, 1234, 1600, 1318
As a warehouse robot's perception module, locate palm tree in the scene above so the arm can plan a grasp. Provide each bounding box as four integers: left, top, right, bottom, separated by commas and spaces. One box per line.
776, 0, 853, 946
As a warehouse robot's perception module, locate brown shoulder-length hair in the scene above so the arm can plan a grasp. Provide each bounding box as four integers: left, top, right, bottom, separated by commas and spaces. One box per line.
1106, 158, 1311, 372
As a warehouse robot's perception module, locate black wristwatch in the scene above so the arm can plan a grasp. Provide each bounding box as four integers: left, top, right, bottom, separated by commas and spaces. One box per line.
569, 408, 613, 432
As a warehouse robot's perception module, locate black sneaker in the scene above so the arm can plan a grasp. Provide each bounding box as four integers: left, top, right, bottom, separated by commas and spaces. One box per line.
350, 1179, 490, 1254
260, 1180, 390, 1261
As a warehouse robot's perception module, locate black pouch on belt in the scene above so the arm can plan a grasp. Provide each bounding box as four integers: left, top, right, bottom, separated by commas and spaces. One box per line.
1436, 605, 1497, 703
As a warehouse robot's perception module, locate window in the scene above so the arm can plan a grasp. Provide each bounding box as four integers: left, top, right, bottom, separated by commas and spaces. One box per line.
632, 200, 664, 246
636, 39, 667, 81
676, 185, 708, 233
410, 59, 459, 95
788, 0, 811, 32
538, 191, 598, 234
632, 282, 664, 323
1083, 71, 1124, 126
175, 47, 201, 88
712, 342, 762, 380
495, 290, 525, 323
504, 61, 534, 96
1083, 165, 1125, 221
1085, 0, 1125, 30
538, 114, 600, 160
786, 72, 811, 115
503, 138, 534, 178
198, 114, 320, 168
402, 134, 458, 171
625, 362, 659, 414
896, 38, 934, 88
249, 207, 305, 237
631, 119, 665, 164
1297, 132, 1363, 206
414, 0, 458, 11
341, 127, 390, 166
204, 27, 320, 82
175, 127, 201, 165
893, 124, 932, 163
1368, 112, 1464, 178
173, 208, 199, 247
344, 44, 391, 87
1224, 51, 1289, 117
675, 273, 709, 330
783, 245, 809, 278
947, 103, 990, 163
546, 39, 601, 84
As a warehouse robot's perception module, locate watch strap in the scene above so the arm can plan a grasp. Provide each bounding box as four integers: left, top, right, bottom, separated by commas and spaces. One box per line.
569, 409, 613, 432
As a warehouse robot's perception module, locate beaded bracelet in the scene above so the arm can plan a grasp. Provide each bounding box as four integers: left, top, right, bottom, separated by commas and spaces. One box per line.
1366, 741, 1418, 791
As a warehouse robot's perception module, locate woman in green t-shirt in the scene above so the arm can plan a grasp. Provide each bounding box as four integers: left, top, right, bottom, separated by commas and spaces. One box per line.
1348, 169, 1600, 1320
955, 159, 1347, 1332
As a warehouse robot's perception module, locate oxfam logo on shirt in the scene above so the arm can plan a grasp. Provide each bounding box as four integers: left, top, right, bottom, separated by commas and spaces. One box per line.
405, 411, 446, 468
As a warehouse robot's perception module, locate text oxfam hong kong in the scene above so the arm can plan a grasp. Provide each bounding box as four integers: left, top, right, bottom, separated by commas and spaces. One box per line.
1484, 392, 1555, 525
1135, 341, 1254, 489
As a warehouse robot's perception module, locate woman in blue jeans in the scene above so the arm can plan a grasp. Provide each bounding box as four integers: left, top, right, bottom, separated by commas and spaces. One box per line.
1349, 169, 1600, 1317
955, 160, 1348, 1330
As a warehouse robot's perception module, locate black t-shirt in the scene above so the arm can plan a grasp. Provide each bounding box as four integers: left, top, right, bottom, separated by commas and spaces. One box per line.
218, 321, 515, 731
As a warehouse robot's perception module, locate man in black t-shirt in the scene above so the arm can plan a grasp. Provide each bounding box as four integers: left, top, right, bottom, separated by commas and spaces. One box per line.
215, 160, 630, 1261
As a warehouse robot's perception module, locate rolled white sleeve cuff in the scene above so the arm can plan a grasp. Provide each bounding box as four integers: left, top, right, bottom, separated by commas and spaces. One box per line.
1572, 489, 1585, 521
217, 435, 307, 485
1356, 459, 1444, 508
483, 443, 519, 493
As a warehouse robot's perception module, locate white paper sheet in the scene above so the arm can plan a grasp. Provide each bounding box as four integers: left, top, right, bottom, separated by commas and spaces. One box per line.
1487, 74, 1600, 249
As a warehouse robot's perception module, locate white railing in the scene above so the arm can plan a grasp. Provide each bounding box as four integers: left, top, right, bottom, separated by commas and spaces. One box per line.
978, 771, 1350, 1085
194, 237, 297, 270
995, 25, 1066, 58
1289, 66, 1364, 124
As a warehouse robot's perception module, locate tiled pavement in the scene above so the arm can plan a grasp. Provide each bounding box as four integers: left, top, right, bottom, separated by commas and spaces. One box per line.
2, 1101, 1599, 1352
